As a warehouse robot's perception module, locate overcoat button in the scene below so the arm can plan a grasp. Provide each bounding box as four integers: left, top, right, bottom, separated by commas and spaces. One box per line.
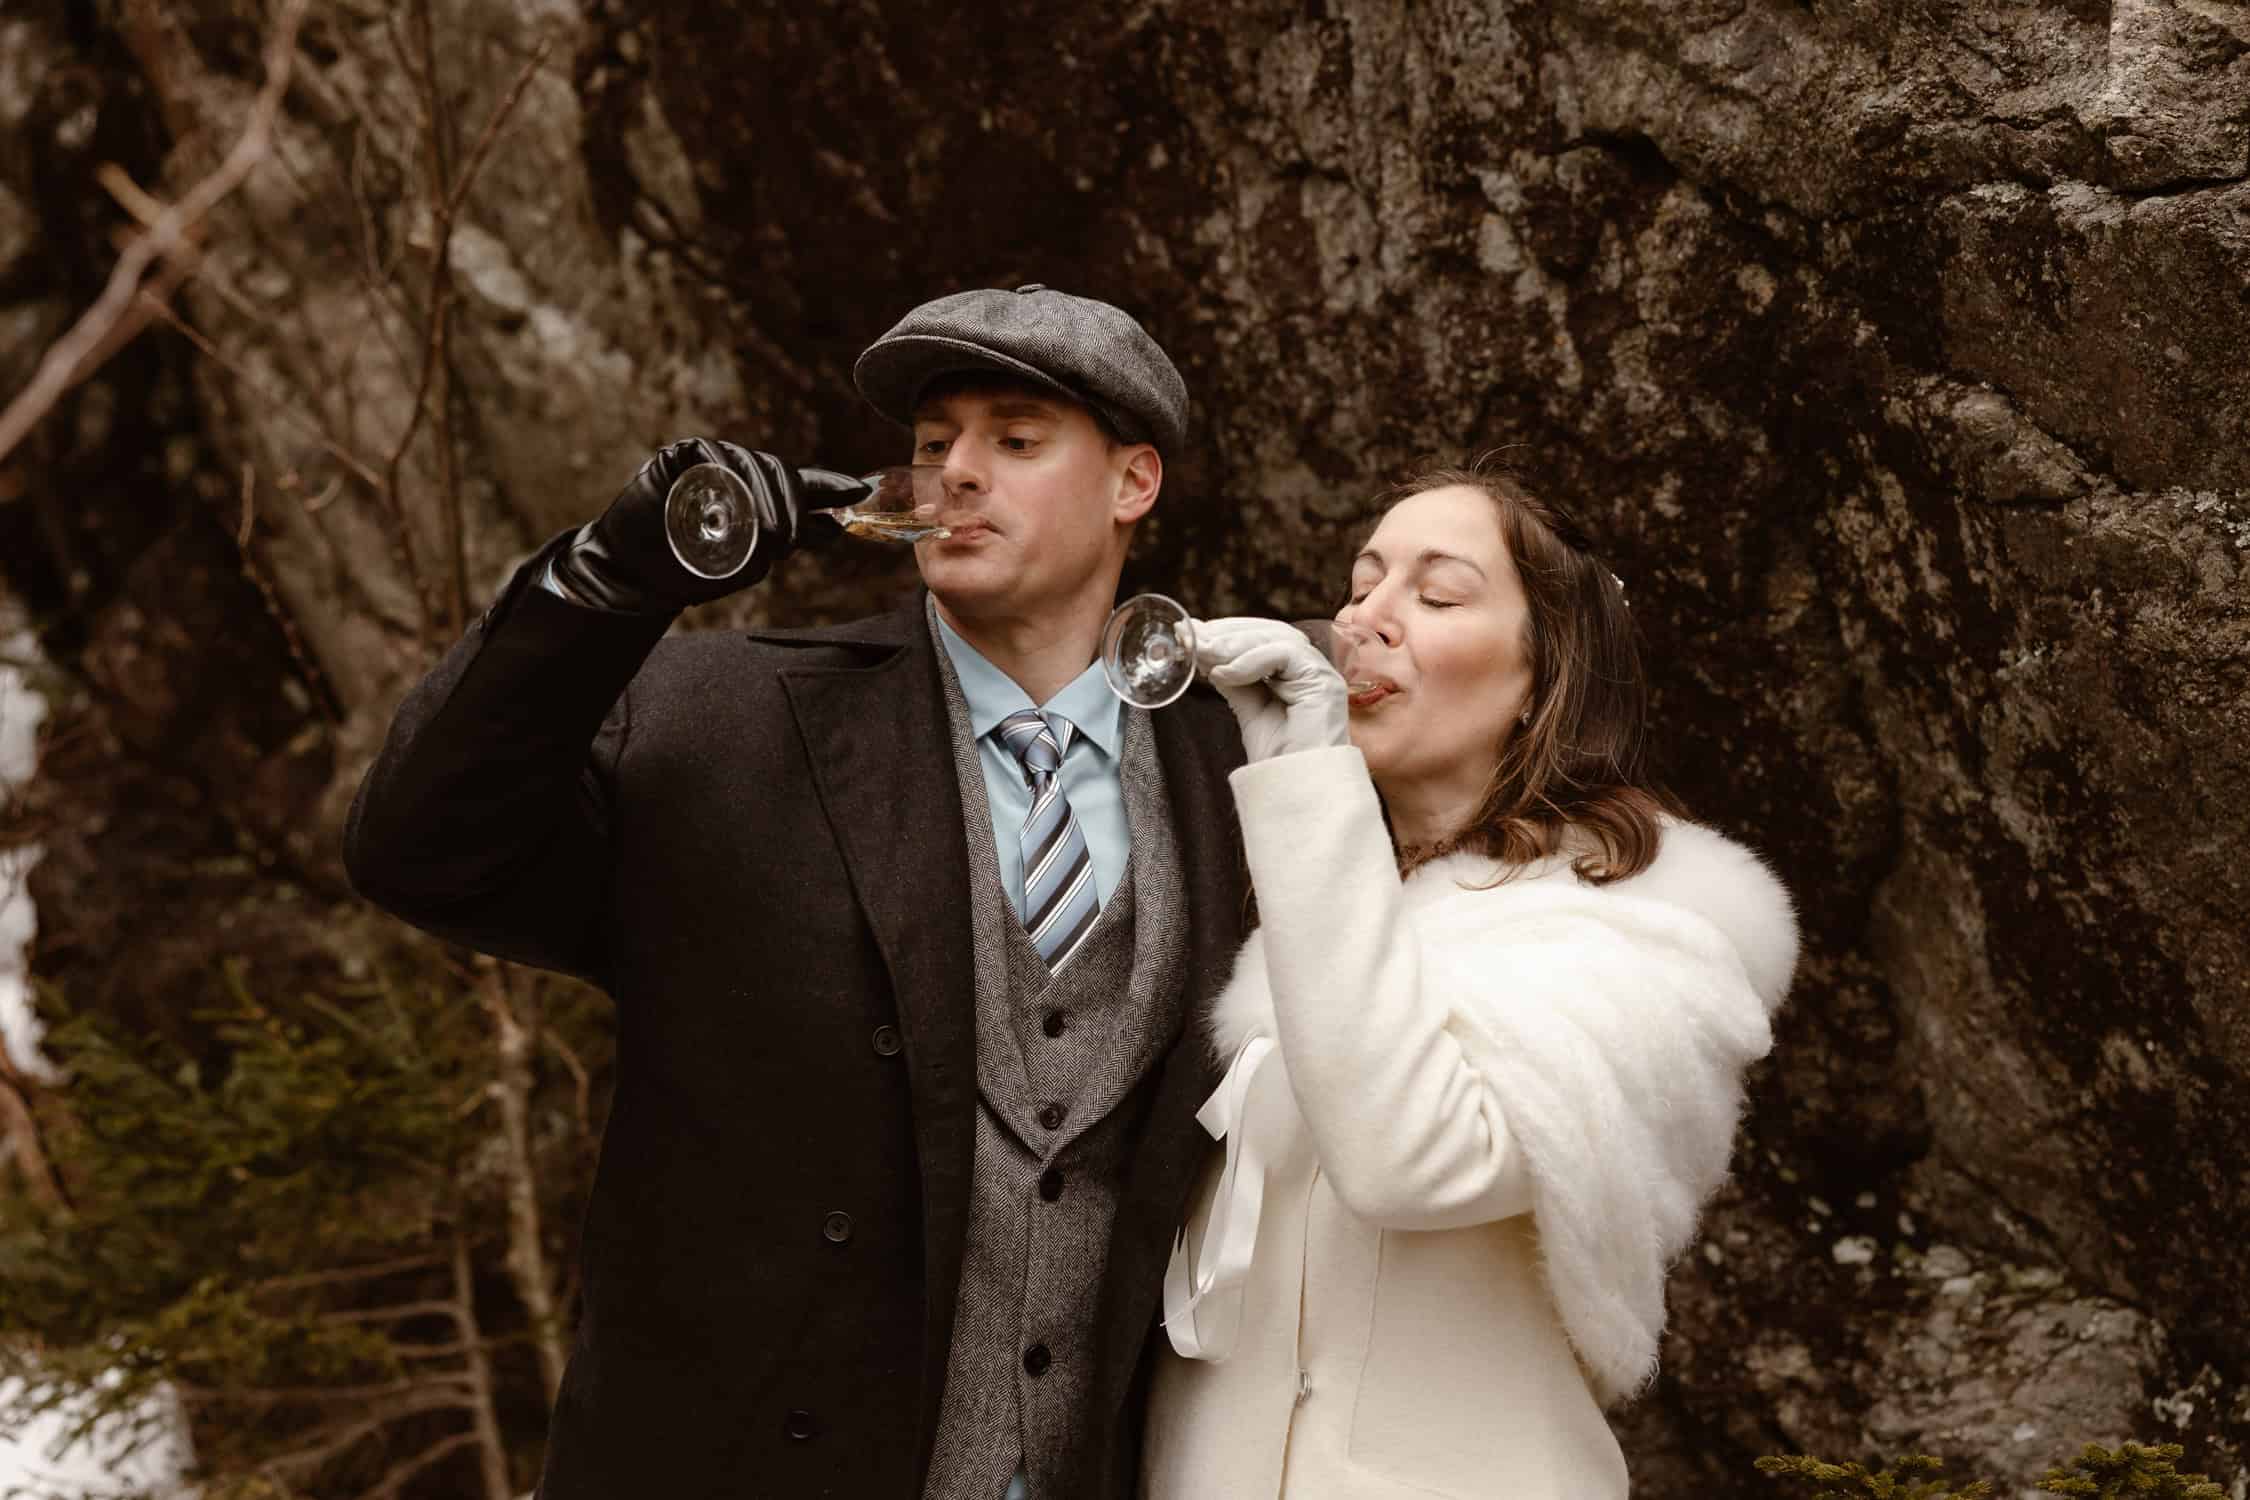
1022, 1343, 1052, 1376
1041, 1009, 1065, 1038
1039, 1168, 1064, 1202
784, 1408, 818, 1440
1036, 1102, 1066, 1131
822, 1211, 853, 1243
871, 1024, 902, 1056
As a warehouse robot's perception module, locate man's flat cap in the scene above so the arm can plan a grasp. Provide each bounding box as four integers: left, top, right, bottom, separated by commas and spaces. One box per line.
854, 284, 1189, 455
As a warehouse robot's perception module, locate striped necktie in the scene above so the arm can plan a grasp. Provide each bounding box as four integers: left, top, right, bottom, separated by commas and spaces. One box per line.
996, 707, 1101, 971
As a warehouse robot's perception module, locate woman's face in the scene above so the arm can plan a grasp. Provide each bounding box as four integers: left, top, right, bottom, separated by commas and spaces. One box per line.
1338, 485, 1534, 815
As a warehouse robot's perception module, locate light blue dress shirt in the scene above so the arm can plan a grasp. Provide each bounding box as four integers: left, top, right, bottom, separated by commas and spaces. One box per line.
933, 611, 1130, 918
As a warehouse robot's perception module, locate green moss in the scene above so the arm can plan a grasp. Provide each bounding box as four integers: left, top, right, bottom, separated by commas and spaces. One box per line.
1757, 1442, 2226, 1500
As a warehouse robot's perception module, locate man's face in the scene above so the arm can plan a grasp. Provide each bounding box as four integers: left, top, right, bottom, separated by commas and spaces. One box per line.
909, 383, 1155, 619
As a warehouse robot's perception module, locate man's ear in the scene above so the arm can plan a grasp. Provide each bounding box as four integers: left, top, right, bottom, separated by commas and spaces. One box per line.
1112, 445, 1161, 525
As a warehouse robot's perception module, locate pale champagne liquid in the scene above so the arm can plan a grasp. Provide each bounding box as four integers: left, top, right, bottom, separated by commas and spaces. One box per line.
841, 513, 951, 542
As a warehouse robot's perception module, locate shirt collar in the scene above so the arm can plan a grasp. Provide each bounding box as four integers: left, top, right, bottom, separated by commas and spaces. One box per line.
932, 610, 1122, 758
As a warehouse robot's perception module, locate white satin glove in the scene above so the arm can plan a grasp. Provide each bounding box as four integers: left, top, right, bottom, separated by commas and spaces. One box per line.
1192, 617, 1352, 763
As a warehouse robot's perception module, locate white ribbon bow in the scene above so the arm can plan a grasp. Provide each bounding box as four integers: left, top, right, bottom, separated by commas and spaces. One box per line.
1161, 1033, 1277, 1361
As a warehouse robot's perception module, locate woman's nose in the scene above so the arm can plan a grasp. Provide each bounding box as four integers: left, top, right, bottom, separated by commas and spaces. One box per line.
1349, 586, 1405, 647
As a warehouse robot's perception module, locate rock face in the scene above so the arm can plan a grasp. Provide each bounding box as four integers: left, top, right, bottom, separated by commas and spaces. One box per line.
1, 0, 2244, 1491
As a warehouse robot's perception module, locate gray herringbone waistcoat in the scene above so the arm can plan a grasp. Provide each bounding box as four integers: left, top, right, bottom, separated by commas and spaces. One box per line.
920, 606, 1189, 1500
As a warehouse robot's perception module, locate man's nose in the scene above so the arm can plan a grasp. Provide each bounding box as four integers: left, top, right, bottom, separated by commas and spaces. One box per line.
939, 446, 986, 495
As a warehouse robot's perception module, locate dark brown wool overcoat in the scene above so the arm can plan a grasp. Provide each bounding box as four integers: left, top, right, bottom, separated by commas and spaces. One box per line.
344, 544, 1246, 1498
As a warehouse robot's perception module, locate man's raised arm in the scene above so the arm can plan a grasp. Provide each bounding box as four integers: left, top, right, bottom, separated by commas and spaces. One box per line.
342, 439, 852, 986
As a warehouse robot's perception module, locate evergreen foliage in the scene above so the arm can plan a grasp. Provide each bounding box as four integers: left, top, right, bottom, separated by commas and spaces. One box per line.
0, 950, 609, 1500
1755, 1452, 1993, 1499
1757, 1443, 2229, 1500
2035, 1442, 2227, 1498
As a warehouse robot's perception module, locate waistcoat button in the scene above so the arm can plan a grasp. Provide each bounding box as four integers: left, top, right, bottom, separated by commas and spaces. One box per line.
1022, 1343, 1052, 1376
1036, 1102, 1066, 1131
784, 1408, 818, 1440
1039, 1168, 1064, 1202
1041, 1009, 1065, 1038
822, 1211, 853, 1243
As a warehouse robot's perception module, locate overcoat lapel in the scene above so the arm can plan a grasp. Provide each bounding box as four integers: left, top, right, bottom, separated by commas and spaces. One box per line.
769, 600, 977, 1465
1094, 692, 1244, 1418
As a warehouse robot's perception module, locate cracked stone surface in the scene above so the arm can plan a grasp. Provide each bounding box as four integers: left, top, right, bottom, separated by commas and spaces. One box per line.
0, 0, 2244, 1491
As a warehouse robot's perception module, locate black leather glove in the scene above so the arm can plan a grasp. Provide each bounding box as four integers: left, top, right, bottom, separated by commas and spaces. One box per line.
548, 438, 861, 614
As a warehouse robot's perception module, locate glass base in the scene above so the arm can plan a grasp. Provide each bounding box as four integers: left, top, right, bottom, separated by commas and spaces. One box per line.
664, 463, 759, 579
1102, 594, 1196, 708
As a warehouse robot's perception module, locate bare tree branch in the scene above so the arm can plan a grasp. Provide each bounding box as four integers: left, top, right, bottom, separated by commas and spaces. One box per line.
314, 1300, 463, 1327
250, 1251, 447, 1297
174, 1375, 474, 1406
541, 1027, 595, 1147
140, 299, 386, 494
0, 1031, 67, 1212
254, 1382, 476, 1482
234, 462, 345, 723
354, 1428, 482, 1500
382, 28, 555, 640
0, 0, 314, 465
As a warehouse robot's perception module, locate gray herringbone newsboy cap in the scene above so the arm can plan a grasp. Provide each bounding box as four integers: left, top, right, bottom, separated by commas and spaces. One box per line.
854, 284, 1189, 455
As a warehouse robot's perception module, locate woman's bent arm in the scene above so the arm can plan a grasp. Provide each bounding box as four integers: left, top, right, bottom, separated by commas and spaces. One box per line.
1230, 744, 1533, 1231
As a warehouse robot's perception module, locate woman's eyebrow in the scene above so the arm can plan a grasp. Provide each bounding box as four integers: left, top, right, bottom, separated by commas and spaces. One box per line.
1417, 548, 1488, 579
1353, 546, 1488, 580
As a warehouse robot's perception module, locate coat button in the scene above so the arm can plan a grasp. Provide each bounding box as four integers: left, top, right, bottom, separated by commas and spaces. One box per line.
1022, 1343, 1052, 1376
1039, 1168, 1064, 1202
871, 1024, 902, 1057
1036, 1102, 1066, 1131
822, 1211, 853, 1243
1041, 1009, 1065, 1038
783, 1408, 818, 1440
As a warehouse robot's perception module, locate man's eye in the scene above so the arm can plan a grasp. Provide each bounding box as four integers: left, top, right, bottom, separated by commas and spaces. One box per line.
917, 438, 949, 456
1347, 592, 1370, 606
1001, 436, 1035, 452
1419, 596, 1460, 609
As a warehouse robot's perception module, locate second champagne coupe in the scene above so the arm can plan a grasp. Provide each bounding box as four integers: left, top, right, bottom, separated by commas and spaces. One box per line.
664, 462, 953, 580
1100, 594, 1377, 710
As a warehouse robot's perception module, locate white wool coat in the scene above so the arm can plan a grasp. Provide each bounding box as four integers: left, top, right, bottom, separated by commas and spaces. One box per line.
1140, 747, 1798, 1500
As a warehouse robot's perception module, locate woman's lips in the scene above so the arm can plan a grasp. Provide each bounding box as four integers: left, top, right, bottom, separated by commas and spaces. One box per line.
1348, 680, 1398, 710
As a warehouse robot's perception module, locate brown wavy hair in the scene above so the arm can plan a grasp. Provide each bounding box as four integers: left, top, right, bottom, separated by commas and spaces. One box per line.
1370, 455, 1686, 885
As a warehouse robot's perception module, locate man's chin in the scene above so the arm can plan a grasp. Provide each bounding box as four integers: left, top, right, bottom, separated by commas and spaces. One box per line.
918, 556, 1015, 611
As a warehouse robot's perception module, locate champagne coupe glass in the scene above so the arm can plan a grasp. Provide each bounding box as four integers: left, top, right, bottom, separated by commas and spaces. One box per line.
1100, 593, 1378, 709
664, 462, 953, 580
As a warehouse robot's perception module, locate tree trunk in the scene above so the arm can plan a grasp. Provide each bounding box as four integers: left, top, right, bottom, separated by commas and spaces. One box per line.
481, 963, 568, 1405
452, 1228, 515, 1500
